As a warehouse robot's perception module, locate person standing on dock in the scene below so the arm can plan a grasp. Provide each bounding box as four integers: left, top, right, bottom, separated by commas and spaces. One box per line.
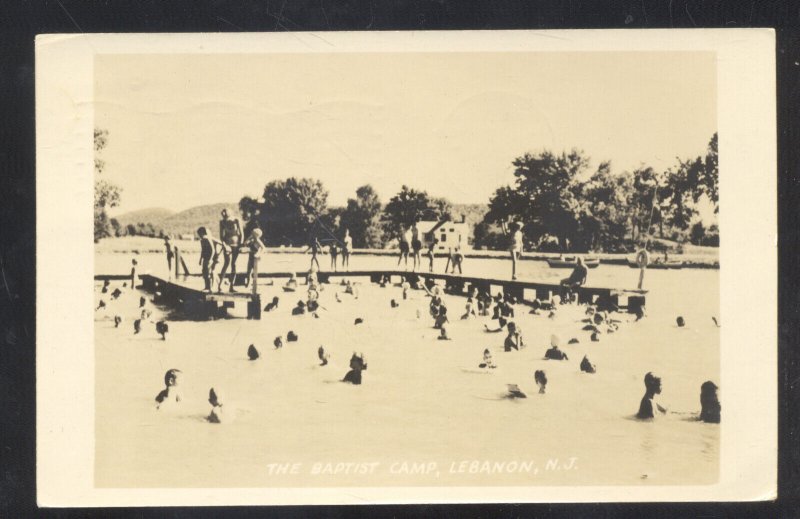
243, 228, 266, 289
197, 227, 227, 293
218, 209, 243, 292
426, 238, 437, 273
509, 222, 523, 280
329, 242, 338, 272
306, 232, 322, 272
341, 228, 352, 271
164, 236, 174, 278
397, 226, 411, 270
411, 220, 422, 272
636, 245, 650, 290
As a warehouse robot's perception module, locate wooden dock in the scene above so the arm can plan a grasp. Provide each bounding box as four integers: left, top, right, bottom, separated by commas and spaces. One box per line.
95, 268, 646, 320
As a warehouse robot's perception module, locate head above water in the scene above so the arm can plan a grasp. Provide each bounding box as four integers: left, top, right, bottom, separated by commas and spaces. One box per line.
208, 387, 223, 407
164, 369, 181, 387
644, 372, 662, 394
550, 334, 561, 347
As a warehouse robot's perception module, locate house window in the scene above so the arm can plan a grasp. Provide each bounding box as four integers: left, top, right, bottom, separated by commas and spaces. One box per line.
449, 228, 455, 232
441, 234, 446, 242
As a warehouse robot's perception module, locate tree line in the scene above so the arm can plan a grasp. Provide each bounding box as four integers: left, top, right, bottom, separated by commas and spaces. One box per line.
95, 125, 718, 252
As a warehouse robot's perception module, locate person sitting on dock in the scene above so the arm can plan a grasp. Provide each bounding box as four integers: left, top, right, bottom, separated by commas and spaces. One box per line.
197, 226, 227, 293
636, 372, 667, 420
218, 209, 243, 293
503, 321, 524, 351
560, 257, 588, 302
343, 352, 367, 385
242, 228, 266, 289
283, 273, 298, 292
699, 381, 721, 423
101, 279, 110, 293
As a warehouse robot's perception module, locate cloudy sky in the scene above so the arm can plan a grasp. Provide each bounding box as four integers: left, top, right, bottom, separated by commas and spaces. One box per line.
95, 51, 716, 214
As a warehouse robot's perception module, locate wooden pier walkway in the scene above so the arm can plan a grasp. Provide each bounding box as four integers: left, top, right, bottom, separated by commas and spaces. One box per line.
97, 269, 646, 320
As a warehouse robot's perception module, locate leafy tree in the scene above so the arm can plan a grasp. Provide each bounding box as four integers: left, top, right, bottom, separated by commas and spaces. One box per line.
94, 128, 122, 242
629, 166, 662, 243
382, 185, 452, 240
699, 133, 718, 211
241, 177, 329, 246
483, 185, 526, 237
340, 184, 384, 248
574, 163, 632, 251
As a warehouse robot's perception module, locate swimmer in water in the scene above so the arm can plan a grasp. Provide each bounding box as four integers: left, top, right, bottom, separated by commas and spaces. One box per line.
263, 296, 279, 312
699, 381, 721, 423
437, 326, 451, 341
503, 322, 523, 351
318, 346, 330, 366
534, 370, 547, 394
155, 369, 182, 408
461, 297, 477, 320
434, 305, 449, 329
156, 320, 169, 340
283, 273, 298, 292
291, 300, 307, 316
479, 348, 496, 369
247, 344, 260, 361
207, 387, 227, 424
343, 352, 367, 385
636, 372, 667, 419
544, 338, 568, 360
580, 355, 596, 373
506, 384, 527, 399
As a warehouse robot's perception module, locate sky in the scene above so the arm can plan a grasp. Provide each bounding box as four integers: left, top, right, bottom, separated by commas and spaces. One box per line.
95, 52, 716, 215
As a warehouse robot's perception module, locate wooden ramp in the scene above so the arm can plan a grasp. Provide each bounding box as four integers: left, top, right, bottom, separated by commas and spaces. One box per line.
137, 274, 262, 320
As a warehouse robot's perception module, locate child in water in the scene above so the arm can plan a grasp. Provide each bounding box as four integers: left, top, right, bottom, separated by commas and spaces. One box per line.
461, 297, 477, 320
207, 387, 228, 424
155, 369, 182, 409
434, 305, 449, 329
343, 352, 367, 385
283, 273, 298, 292
580, 355, 596, 374
534, 370, 547, 394
503, 321, 524, 351
479, 349, 496, 369
699, 381, 721, 423
544, 336, 568, 360
636, 372, 667, 419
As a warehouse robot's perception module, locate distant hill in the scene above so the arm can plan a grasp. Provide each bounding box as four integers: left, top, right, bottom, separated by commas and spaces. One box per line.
113, 201, 488, 240
114, 203, 239, 238
113, 207, 174, 227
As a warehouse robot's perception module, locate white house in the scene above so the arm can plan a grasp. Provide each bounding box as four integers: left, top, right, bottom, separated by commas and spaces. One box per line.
417, 218, 471, 251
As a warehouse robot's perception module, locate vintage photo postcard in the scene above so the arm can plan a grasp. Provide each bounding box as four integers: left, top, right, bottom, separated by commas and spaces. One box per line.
36, 30, 776, 506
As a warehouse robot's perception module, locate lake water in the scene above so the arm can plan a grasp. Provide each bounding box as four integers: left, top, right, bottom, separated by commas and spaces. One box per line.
94, 251, 719, 487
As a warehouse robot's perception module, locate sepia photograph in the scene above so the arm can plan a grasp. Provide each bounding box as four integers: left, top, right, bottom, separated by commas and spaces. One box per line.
37, 30, 776, 505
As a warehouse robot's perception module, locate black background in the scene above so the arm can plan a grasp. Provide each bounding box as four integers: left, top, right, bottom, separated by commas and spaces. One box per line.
1, 1, 798, 517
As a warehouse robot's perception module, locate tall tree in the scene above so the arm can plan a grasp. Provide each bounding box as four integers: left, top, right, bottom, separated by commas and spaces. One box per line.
510, 149, 588, 250
574, 162, 633, 252
94, 128, 122, 242
340, 184, 384, 248
382, 185, 452, 239
241, 177, 329, 246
